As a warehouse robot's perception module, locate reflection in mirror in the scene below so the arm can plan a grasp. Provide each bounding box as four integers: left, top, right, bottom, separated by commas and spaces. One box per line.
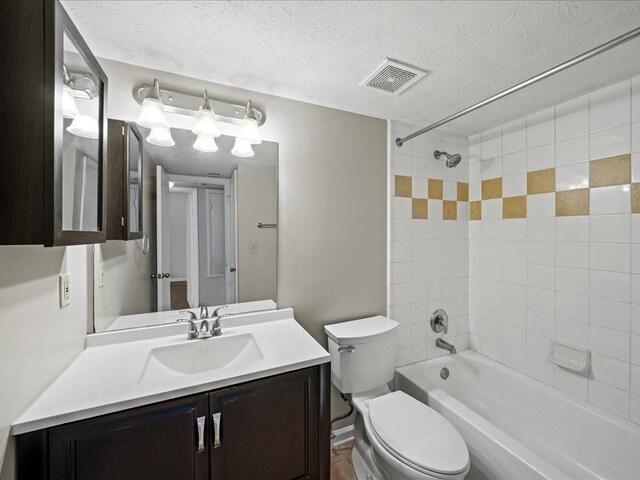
128, 125, 143, 235
93, 130, 277, 332
62, 32, 101, 231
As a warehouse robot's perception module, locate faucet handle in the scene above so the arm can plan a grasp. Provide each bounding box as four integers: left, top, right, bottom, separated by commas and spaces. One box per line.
180, 310, 198, 320
430, 308, 449, 334
212, 305, 228, 317
210, 313, 231, 337
177, 318, 199, 339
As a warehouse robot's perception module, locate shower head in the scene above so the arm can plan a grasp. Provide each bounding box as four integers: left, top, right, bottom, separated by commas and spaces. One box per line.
434, 150, 462, 168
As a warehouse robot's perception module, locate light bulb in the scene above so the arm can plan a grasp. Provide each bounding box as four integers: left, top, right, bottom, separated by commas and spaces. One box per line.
147, 126, 175, 147
66, 115, 99, 139
192, 108, 220, 138
238, 116, 261, 145
62, 85, 79, 119
136, 97, 169, 129
193, 135, 218, 153
231, 137, 254, 158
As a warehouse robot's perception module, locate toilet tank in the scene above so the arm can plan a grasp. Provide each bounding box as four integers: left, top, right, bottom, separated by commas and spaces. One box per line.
324, 316, 399, 394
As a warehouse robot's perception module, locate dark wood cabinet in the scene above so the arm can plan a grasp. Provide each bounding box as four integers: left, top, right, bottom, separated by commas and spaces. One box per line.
106, 119, 145, 241
0, 1, 108, 246
16, 364, 330, 480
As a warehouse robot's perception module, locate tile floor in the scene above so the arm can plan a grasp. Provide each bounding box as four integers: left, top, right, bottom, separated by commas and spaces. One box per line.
330, 441, 355, 480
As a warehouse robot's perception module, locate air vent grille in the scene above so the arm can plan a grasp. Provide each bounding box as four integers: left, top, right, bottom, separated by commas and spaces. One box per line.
361, 58, 428, 95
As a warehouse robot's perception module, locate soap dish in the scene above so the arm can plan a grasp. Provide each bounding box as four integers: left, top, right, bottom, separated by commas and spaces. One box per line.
549, 341, 591, 373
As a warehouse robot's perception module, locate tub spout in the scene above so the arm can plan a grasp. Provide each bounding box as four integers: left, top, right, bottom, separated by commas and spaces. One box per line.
436, 338, 457, 354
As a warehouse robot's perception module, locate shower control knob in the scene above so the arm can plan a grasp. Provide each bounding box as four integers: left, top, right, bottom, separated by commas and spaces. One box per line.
430, 308, 449, 334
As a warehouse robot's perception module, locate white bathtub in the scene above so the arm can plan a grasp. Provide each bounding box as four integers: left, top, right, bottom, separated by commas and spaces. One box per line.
395, 350, 640, 480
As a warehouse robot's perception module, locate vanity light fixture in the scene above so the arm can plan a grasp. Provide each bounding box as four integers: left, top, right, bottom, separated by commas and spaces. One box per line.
147, 126, 175, 147
192, 90, 220, 138
193, 134, 219, 153
136, 79, 170, 129
231, 138, 254, 158
62, 84, 80, 119
66, 115, 99, 139
237, 100, 262, 145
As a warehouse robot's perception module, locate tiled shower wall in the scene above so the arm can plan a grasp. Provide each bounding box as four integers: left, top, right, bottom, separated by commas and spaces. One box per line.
468, 76, 640, 422
387, 121, 470, 367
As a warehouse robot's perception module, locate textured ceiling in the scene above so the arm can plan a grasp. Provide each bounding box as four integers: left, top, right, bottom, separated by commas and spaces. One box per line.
62, 1, 640, 135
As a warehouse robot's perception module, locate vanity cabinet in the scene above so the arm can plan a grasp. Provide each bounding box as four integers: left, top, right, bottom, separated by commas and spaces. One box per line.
0, 1, 108, 246
106, 119, 145, 241
16, 365, 330, 480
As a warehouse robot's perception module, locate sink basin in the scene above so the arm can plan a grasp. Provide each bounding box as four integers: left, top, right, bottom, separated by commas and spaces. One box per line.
140, 333, 264, 383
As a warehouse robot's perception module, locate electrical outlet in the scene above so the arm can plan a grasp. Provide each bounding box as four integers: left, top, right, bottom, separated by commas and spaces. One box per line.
250, 242, 258, 254
59, 273, 70, 308
98, 262, 106, 288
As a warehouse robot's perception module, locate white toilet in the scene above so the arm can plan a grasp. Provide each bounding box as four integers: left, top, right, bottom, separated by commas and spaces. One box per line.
325, 316, 470, 480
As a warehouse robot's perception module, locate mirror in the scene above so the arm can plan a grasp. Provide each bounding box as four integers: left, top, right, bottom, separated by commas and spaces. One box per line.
127, 124, 143, 237
61, 32, 102, 232
93, 129, 278, 332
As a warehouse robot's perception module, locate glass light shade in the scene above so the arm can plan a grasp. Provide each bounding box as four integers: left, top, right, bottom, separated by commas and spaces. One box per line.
193, 135, 218, 153
146, 126, 175, 147
66, 115, 99, 139
231, 137, 254, 158
238, 117, 261, 144
136, 97, 169, 129
62, 85, 79, 118
192, 108, 220, 137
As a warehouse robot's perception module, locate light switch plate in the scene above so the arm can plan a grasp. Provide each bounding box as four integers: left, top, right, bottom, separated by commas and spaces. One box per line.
59, 273, 70, 308
98, 262, 106, 288
250, 242, 258, 254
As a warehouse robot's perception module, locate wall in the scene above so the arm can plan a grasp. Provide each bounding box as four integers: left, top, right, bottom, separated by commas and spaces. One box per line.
0, 246, 90, 479
388, 121, 470, 366
237, 163, 277, 303
468, 76, 640, 422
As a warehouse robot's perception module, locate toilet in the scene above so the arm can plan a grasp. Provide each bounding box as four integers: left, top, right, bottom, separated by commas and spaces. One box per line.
325, 316, 470, 480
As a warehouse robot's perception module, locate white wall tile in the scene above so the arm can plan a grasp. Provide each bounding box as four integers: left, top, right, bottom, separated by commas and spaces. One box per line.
590, 270, 631, 303
502, 151, 527, 175
526, 355, 555, 385
590, 297, 630, 332
590, 80, 631, 106
527, 217, 555, 241
556, 162, 589, 191
556, 316, 588, 347
633, 91, 640, 123
590, 243, 631, 273
527, 118, 555, 149
556, 108, 589, 141
503, 174, 527, 197
555, 368, 588, 399
527, 240, 555, 265
556, 216, 589, 242
590, 95, 630, 133
556, 267, 589, 296
527, 144, 555, 171
556, 94, 589, 117
590, 186, 631, 215
590, 214, 630, 243
589, 324, 630, 361
556, 135, 589, 166
633, 122, 640, 154
482, 136, 502, 159
590, 125, 631, 160
588, 380, 629, 418
556, 242, 589, 270
502, 128, 526, 155
527, 193, 555, 218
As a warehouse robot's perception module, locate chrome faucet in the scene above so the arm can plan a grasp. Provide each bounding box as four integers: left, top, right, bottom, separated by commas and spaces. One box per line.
209, 305, 229, 337
177, 318, 199, 340
180, 310, 198, 320
199, 305, 209, 320
436, 338, 457, 354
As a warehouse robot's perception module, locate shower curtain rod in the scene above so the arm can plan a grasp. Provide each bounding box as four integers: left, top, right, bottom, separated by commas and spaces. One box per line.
395, 26, 640, 147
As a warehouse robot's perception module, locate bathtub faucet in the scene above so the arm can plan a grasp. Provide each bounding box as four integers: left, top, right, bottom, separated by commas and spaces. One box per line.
436, 338, 457, 354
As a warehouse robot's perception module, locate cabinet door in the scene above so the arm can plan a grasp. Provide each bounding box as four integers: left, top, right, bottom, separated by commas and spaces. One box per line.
210, 367, 319, 480
49, 394, 209, 480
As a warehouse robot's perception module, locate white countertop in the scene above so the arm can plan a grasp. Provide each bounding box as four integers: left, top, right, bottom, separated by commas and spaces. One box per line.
12, 308, 329, 435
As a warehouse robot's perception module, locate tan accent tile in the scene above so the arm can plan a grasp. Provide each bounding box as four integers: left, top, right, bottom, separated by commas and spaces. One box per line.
527, 168, 556, 195
590, 154, 631, 188
457, 182, 469, 201
428, 178, 443, 199
503, 196, 527, 219
481, 178, 502, 200
470, 201, 481, 220
443, 200, 457, 220
412, 198, 428, 219
556, 189, 589, 216
395, 175, 412, 197
632, 183, 640, 214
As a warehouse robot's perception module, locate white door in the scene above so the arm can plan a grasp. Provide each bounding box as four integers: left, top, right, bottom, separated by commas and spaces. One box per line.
156, 165, 172, 311
226, 170, 238, 303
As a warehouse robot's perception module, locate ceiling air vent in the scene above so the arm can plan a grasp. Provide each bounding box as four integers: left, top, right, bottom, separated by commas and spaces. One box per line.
361, 58, 428, 95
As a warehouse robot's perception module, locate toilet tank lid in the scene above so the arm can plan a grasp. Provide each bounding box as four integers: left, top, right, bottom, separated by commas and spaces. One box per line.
324, 316, 399, 344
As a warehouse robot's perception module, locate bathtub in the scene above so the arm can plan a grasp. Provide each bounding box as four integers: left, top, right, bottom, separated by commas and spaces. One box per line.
395, 350, 640, 480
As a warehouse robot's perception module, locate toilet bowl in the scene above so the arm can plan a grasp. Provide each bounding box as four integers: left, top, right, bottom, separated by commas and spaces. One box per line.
325, 316, 469, 480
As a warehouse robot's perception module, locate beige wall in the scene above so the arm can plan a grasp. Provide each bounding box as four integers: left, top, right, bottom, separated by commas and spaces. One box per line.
0, 246, 90, 479
237, 163, 278, 303
0, 58, 386, 477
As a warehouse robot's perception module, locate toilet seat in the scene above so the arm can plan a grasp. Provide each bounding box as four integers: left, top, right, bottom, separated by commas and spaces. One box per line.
365, 391, 469, 478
